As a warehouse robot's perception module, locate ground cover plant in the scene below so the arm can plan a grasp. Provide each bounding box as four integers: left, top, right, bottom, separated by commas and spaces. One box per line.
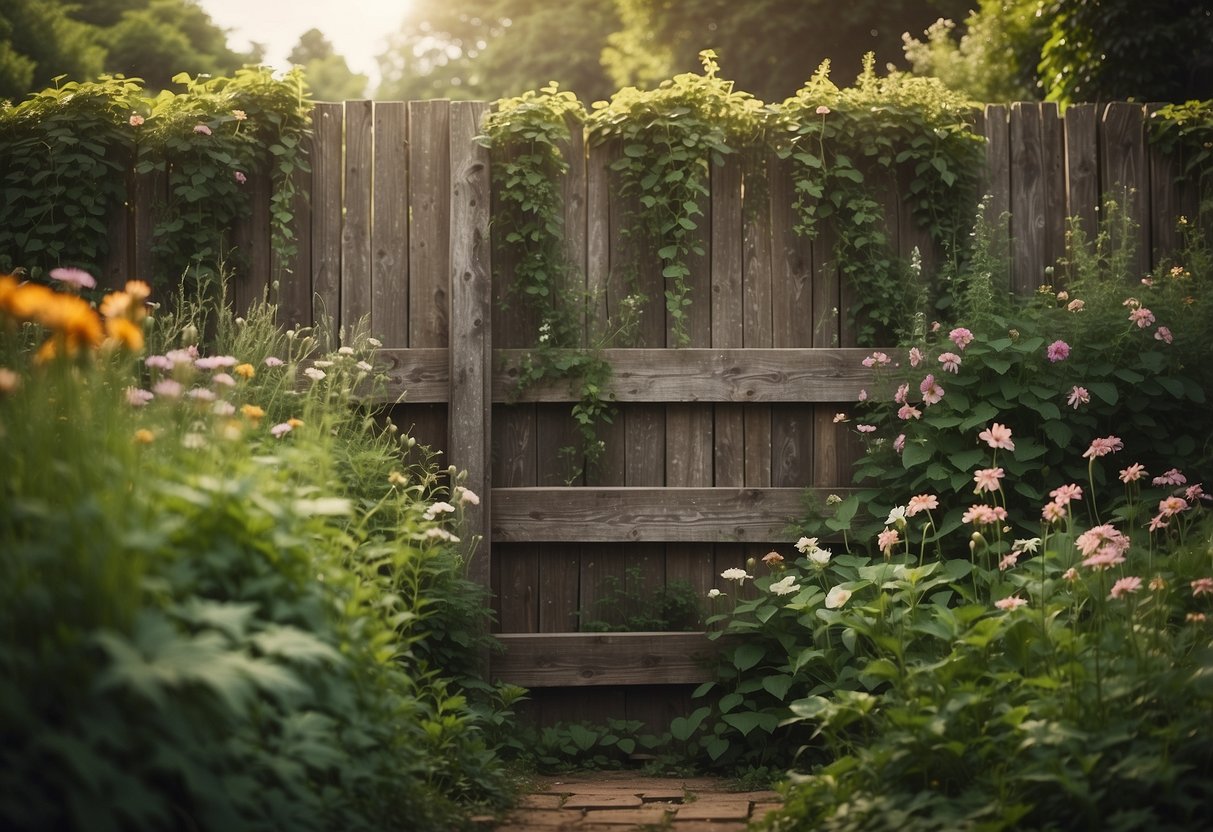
0, 271, 515, 830
679, 212, 1213, 827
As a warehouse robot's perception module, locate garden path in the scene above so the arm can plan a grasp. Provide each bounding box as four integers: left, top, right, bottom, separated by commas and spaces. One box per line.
480, 771, 783, 831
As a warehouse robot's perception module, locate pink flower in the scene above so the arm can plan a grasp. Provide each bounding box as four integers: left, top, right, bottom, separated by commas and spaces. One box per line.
264, 356, 284, 367
816, 105, 831, 115
1188, 612, 1208, 623
856, 424, 877, 433
877, 527, 901, 555
1062, 567, 1079, 582
49, 267, 96, 289
962, 504, 1007, 525
125, 387, 153, 406
129, 113, 145, 126
1083, 547, 1127, 570
894, 382, 909, 404
919, 374, 944, 405
1067, 298, 1085, 312
271, 422, 294, 438
930, 321, 942, 332
996, 596, 1028, 611
998, 551, 1019, 571
1075, 524, 1130, 559
1119, 463, 1147, 483
1128, 307, 1155, 328
1148, 514, 1169, 532
1157, 496, 1189, 517
893, 433, 906, 453
212, 372, 235, 387
1083, 435, 1123, 459
195, 355, 238, 370
152, 379, 183, 398
186, 388, 215, 402
1042, 501, 1067, 523
857, 388, 868, 402
1192, 578, 1213, 597
909, 347, 923, 367
1046, 340, 1070, 362
234, 171, 247, 184
937, 352, 961, 373
1154, 326, 1173, 344
1109, 576, 1143, 599
833, 412, 848, 423
861, 351, 891, 368
1185, 484, 1211, 503
193, 123, 213, 135
906, 494, 938, 516
1049, 483, 1083, 505
1067, 386, 1090, 409
897, 404, 922, 421
949, 327, 974, 350
1152, 468, 1187, 487
978, 422, 1015, 451
973, 467, 1004, 493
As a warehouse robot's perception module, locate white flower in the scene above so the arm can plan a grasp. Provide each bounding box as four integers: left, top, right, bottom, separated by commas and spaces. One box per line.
795, 536, 819, 554
182, 432, 206, 449
1012, 537, 1042, 554
303, 367, 326, 381
809, 547, 832, 566
825, 586, 853, 609
424, 501, 457, 520
455, 486, 480, 505
769, 575, 801, 596
366, 337, 382, 348
885, 506, 907, 527
313, 360, 334, 368
424, 527, 460, 543
356, 360, 373, 372
213, 401, 236, 416
720, 567, 753, 584
338, 346, 355, 356
707, 588, 723, 599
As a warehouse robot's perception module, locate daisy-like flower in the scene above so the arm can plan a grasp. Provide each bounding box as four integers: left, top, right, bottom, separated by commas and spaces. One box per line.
1152, 468, 1187, 487
212, 372, 235, 387
1042, 501, 1067, 523
234, 363, 255, 379
232, 109, 247, 121
303, 367, 326, 381
877, 527, 901, 555
1075, 523, 1130, 558
49, 267, 96, 289
721, 567, 754, 584
1154, 326, 1173, 344
708, 588, 723, 599
894, 382, 909, 404
212, 401, 235, 416
809, 548, 831, 566
1117, 464, 1146, 483
762, 551, 784, 567
1046, 340, 1070, 362
1083, 435, 1124, 459
949, 327, 974, 350
264, 356, 285, 367
1157, 496, 1189, 517
1148, 514, 1169, 532
1128, 307, 1155, 328
1187, 612, 1208, 623
825, 586, 852, 609
1109, 576, 1143, 599
455, 486, 480, 505
856, 424, 877, 433
919, 374, 944, 405
815, 105, 831, 115
909, 347, 923, 367
1013, 537, 1041, 554
152, 379, 183, 398
962, 504, 1007, 525
1067, 386, 1090, 409
186, 388, 216, 402
978, 422, 1015, 451
897, 404, 922, 421
861, 351, 891, 368
388, 471, 408, 486
995, 596, 1028, 611
885, 506, 907, 527
857, 388, 868, 402
937, 352, 962, 373
1049, 483, 1083, 505
1062, 567, 1079, 582
271, 421, 294, 438
367, 337, 383, 347
906, 494, 938, 516
832, 412, 848, 424
195, 355, 237, 370
1191, 578, 1213, 597
998, 551, 1019, 571
356, 360, 373, 372
1185, 484, 1211, 503
313, 360, 334, 368
769, 575, 801, 596
973, 467, 1004, 493
424, 527, 460, 543
126, 387, 153, 406
1149, 576, 1166, 591
795, 537, 819, 554
424, 501, 457, 520
133, 428, 155, 444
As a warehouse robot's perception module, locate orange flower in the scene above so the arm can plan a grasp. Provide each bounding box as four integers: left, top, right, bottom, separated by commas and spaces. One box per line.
234, 363, 255, 379
286, 417, 304, 428
124, 280, 151, 302
105, 317, 145, 352
0, 367, 19, 393
100, 291, 133, 320
241, 404, 265, 421
134, 428, 155, 444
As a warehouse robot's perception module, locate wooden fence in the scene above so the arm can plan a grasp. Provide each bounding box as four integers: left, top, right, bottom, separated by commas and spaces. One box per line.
108, 99, 1199, 727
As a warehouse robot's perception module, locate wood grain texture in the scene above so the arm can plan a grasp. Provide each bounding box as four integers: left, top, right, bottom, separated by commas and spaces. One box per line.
981, 105, 1011, 290
276, 130, 313, 330
492, 632, 723, 686
340, 100, 373, 335
1100, 102, 1149, 280
1063, 104, 1099, 247
372, 101, 409, 346
408, 100, 450, 347
1010, 102, 1046, 294
1041, 102, 1067, 275
309, 102, 343, 327
492, 486, 834, 543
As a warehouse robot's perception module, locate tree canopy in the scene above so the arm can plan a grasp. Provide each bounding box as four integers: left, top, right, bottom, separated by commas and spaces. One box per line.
289, 28, 367, 101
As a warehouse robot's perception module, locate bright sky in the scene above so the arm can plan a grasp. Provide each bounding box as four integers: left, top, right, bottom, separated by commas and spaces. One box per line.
196, 0, 413, 88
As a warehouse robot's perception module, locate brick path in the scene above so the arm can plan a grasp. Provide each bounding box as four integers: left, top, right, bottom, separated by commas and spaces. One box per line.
482, 771, 783, 831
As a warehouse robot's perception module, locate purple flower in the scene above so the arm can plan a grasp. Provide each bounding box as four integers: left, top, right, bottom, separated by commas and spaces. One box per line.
193, 124, 213, 135
1046, 340, 1070, 362
49, 267, 96, 289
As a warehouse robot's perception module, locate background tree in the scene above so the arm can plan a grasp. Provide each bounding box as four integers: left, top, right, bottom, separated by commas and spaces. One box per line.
375, 0, 618, 102
601, 0, 971, 103
0, 0, 105, 101
289, 28, 367, 101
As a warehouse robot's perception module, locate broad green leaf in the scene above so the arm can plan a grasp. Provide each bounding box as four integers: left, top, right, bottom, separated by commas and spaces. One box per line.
732, 642, 766, 672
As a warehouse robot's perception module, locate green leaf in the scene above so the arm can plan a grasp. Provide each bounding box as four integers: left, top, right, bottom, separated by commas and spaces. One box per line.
670, 706, 710, 741
1087, 381, 1118, 405
722, 711, 778, 737
902, 443, 932, 469
761, 674, 793, 701
732, 643, 765, 672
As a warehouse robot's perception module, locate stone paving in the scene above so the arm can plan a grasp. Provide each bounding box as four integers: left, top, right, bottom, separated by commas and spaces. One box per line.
482, 771, 783, 831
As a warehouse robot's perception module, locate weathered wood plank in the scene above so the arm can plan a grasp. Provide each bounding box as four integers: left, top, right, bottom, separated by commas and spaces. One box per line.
233, 170, 272, 314
492, 486, 837, 543
340, 99, 373, 336
448, 100, 492, 589
372, 101, 409, 346
101, 163, 132, 290
1100, 102, 1150, 280
535, 406, 583, 630
711, 156, 745, 489
981, 104, 1011, 277
561, 117, 588, 343
132, 166, 165, 287
1146, 103, 1188, 270
276, 129, 313, 330
1041, 102, 1067, 276
1064, 103, 1099, 249
493, 406, 538, 633
310, 102, 343, 329
492, 632, 723, 686
408, 100, 451, 347
1010, 102, 1046, 294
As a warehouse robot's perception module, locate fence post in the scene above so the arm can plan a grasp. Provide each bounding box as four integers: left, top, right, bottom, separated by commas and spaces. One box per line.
447, 101, 493, 622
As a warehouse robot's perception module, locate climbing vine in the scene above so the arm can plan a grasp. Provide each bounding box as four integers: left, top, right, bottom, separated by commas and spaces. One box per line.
587, 50, 766, 347
773, 55, 985, 343
0, 68, 311, 294
1149, 99, 1213, 223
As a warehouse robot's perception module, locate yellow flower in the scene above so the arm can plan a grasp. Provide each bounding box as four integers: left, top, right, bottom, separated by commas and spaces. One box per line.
241, 404, 265, 421
234, 363, 255, 379
100, 291, 133, 320
388, 471, 408, 486
134, 428, 155, 444
232, 109, 247, 121
287, 417, 304, 428
104, 317, 144, 352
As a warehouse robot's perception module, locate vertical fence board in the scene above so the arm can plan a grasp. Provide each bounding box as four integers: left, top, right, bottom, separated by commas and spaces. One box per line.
561, 121, 588, 343
1010, 103, 1047, 293
711, 157, 745, 489
310, 103, 343, 329
1100, 102, 1150, 279
448, 101, 492, 598
233, 171, 272, 313
373, 102, 409, 346
1146, 103, 1188, 269
1064, 103, 1099, 250
102, 163, 132, 290
277, 129, 313, 330
1041, 102, 1067, 275
981, 105, 1011, 292
493, 407, 537, 633
743, 152, 774, 488
132, 167, 164, 287
536, 407, 584, 633
409, 100, 451, 347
